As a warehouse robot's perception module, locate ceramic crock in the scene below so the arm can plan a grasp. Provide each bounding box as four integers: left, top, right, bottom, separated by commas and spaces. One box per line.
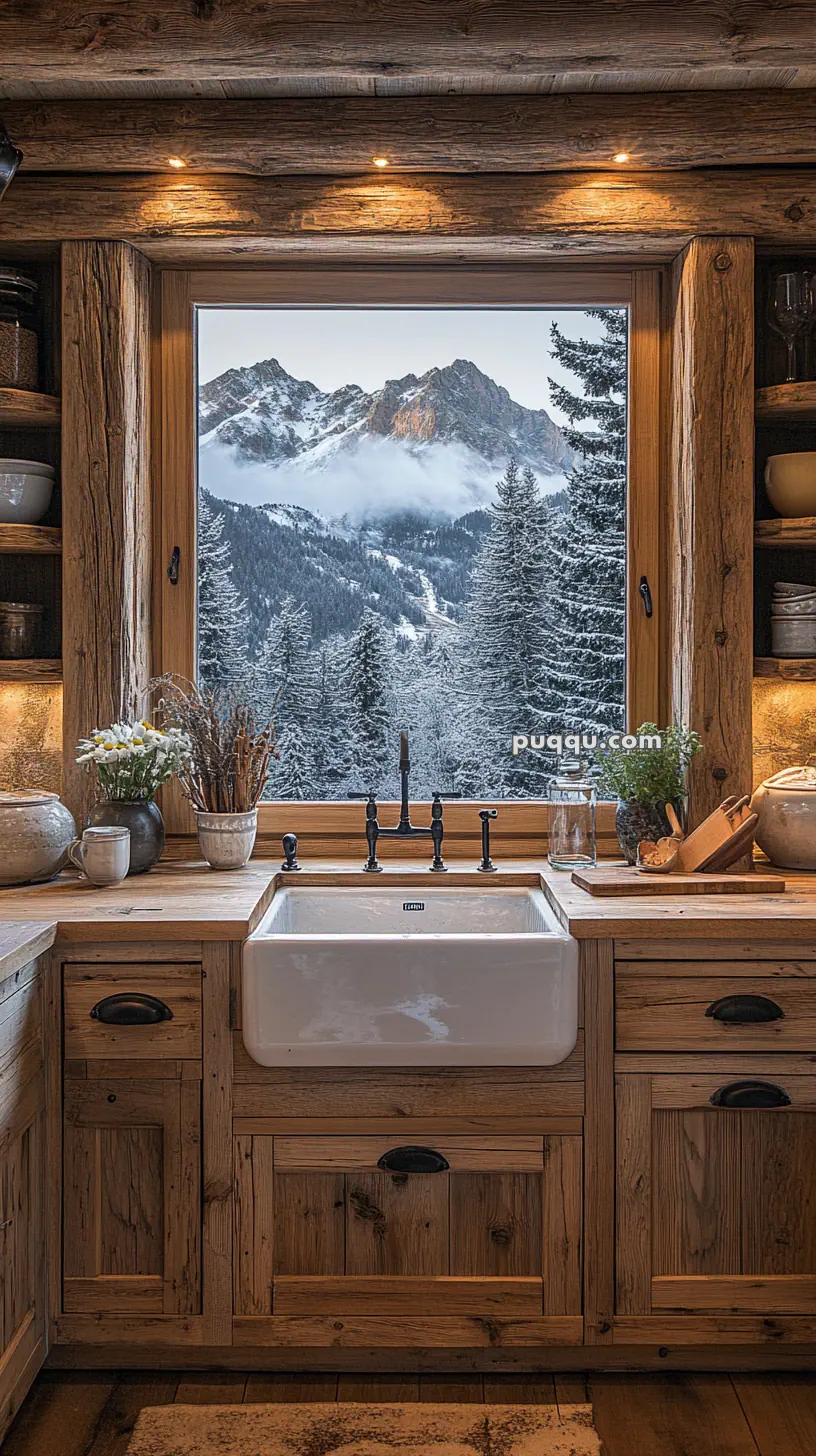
196, 808, 258, 870
750, 766, 816, 870
0, 788, 76, 886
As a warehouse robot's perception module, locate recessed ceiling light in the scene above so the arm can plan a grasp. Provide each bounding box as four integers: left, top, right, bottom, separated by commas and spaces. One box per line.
612, 151, 630, 164
167, 156, 187, 169
372, 157, 390, 168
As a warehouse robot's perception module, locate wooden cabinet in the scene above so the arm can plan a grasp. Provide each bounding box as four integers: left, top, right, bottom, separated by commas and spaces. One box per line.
63, 963, 202, 1060
62, 1071, 201, 1316
0, 957, 47, 1439
616, 960, 816, 1052
233, 1128, 583, 1331
616, 1063, 816, 1326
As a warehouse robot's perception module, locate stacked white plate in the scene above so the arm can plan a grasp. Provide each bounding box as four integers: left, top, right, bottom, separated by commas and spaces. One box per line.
0, 459, 55, 525
772, 581, 816, 656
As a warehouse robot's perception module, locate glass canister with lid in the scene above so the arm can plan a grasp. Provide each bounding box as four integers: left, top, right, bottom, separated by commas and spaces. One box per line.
0, 269, 39, 391
547, 756, 597, 870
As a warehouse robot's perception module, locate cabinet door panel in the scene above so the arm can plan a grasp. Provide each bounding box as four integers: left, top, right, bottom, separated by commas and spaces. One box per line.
652, 1109, 741, 1276
234, 1130, 583, 1322
63, 1079, 200, 1316
617, 1068, 816, 1325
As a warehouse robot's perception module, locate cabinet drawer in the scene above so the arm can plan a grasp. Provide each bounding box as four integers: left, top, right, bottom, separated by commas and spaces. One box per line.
63, 964, 202, 1060
616, 974, 816, 1051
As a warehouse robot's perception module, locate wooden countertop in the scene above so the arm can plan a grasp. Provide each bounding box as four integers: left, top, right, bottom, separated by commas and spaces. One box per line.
0, 858, 814, 943
0, 921, 56, 982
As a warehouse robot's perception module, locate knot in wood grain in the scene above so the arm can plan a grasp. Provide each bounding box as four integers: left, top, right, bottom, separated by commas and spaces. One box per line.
714, 630, 728, 646
786, 202, 806, 222
490, 1223, 513, 1246
713, 252, 732, 272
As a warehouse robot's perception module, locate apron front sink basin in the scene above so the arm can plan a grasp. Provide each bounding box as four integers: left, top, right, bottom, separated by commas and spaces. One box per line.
242, 886, 578, 1067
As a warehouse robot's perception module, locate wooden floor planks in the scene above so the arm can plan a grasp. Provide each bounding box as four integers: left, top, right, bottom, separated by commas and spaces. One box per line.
5, 1369, 814, 1455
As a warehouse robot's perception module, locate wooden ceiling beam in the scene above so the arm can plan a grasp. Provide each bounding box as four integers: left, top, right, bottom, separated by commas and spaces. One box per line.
1, 3, 816, 83
6, 91, 816, 173
0, 169, 814, 263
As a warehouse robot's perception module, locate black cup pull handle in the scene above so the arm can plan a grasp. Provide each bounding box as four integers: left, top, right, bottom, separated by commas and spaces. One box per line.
705, 994, 784, 1024
91, 993, 173, 1026
377, 1145, 450, 1174
710, 1080, 791, 1109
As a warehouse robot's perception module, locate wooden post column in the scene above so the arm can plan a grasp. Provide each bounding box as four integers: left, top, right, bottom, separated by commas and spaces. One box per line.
669, 235, 755, 829
61, 240, 152, 822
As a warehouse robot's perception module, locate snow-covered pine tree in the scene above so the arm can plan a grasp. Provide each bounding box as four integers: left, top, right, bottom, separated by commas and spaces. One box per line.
255, 594, 317, 730
268, 720, 317, 801
197, 493, 248, 687
311, 638, 354, 799
545, 310, 627, 735
344, 607, 394, 790
458, 457, 554, 795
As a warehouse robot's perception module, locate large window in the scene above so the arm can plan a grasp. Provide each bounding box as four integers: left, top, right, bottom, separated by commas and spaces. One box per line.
159, 270, 662, 826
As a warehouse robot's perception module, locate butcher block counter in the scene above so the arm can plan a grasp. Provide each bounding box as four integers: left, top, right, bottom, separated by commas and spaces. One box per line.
0, 856, 811, 940
0, 855, 815, 1392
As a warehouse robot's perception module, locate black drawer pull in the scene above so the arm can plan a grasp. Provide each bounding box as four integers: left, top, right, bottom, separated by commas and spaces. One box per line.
710, 1080, 791, 1109
705, 994, 784, 1024
377, 1145, 449, 1174
90, 993, 173, 1026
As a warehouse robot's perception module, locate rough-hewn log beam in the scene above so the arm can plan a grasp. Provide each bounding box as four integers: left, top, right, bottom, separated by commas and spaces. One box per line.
8, 91, 816, 174
669, 236, 755, 828
1, 170, 815, 263
1, 3, 815, 82
61, 241, 152, 824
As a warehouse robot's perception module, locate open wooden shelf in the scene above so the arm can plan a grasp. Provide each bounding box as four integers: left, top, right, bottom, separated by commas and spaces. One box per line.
0, 659, 62, 684
754, 656, 816, 680
755, 516, 816, 548
0, 388, 60, 430
0, 524, 61, 554
756, 381, 816, 422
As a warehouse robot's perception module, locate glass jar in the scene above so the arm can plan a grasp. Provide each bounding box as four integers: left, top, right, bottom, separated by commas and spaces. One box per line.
0, 270, 39, 391
547, 757, 597, 870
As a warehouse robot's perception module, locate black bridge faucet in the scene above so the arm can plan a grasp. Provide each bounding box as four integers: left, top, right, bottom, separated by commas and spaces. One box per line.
351, 731, 460, 873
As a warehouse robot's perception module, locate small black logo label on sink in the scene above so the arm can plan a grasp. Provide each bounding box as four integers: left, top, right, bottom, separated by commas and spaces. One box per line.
403, 901, 425, 911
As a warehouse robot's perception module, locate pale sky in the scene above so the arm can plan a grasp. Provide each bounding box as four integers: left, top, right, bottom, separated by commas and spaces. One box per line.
197, 306, 614, 424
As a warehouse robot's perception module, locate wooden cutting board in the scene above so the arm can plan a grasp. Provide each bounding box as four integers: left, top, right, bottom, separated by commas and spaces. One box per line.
572, 866, 785, 896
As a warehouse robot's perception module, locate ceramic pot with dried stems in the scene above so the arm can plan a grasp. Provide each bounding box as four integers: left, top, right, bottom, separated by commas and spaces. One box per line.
195, 808, 258, 870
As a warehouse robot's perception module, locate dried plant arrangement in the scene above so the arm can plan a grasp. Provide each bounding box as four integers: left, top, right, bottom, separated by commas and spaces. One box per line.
151, 674, 276, 813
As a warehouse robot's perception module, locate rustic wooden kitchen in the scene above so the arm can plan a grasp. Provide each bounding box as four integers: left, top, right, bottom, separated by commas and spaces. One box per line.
5, 9, 816, 1455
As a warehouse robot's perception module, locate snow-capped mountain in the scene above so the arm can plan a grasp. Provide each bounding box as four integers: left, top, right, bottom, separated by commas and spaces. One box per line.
199, 356, 575, 480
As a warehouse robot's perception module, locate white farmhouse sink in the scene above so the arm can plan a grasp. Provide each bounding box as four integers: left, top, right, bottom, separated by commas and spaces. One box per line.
242, 886, 578, 1067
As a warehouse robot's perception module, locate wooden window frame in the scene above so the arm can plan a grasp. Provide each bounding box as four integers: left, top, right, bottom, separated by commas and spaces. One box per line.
156, 265, 665, 850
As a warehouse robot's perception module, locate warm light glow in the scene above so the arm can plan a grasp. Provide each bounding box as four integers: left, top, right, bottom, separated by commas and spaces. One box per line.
612, 151, 630, 164
372, 157, 390, 168
167, 156, 187, 169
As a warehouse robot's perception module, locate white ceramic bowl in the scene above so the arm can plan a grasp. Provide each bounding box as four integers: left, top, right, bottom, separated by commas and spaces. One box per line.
765, 452, 816, 517
0, 463, 54, 525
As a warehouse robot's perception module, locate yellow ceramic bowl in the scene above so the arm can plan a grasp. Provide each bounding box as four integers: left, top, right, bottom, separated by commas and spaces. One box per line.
765, 452, 816, 517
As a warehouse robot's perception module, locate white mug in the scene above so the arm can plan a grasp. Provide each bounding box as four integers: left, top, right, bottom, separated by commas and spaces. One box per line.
69, 826, 130, 886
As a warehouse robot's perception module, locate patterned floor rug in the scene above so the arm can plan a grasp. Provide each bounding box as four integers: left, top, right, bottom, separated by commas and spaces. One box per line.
127, 1400, 602, 1455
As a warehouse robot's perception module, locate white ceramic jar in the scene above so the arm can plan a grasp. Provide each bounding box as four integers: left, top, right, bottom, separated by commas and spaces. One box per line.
751, 767, 816, 870
0, 789, 76, 886
196, 808, 258, 870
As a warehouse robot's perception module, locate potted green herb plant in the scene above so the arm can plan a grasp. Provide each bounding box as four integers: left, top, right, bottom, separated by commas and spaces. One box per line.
75, 718, 190, 874
595, 723, 701, 865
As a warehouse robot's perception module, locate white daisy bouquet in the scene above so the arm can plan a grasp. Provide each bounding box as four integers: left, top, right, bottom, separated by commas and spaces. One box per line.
75, 718, 191, 802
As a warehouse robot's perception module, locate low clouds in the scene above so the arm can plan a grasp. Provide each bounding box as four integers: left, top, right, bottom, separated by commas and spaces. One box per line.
199, 435, 567, 523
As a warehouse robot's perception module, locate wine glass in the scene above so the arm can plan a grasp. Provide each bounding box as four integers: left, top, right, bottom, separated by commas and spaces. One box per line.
767, 271, 815, 383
